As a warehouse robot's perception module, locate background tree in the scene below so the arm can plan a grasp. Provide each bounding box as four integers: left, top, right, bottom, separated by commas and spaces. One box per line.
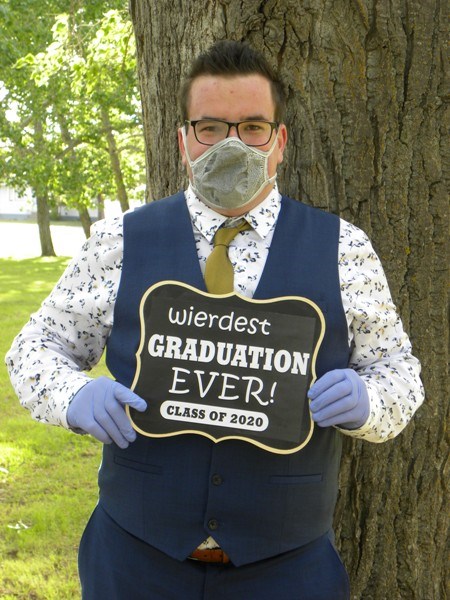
0, 1, 145, 253
0, 0, 66, 255
129, 1, 448, 598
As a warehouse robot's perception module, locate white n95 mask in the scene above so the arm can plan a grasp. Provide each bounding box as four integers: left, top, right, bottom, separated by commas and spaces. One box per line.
182, 128, 278, 211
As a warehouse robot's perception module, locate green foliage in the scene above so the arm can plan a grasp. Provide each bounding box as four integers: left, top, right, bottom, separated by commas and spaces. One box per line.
0, 257, 105, 599
0, 1, 145, 214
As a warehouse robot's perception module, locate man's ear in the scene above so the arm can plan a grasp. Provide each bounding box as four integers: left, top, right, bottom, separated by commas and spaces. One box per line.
276, 124, 288, 165
178, 127, 187, 167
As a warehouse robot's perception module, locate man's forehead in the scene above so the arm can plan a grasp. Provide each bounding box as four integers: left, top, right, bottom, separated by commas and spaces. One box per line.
189, 73, 273, 92
187, 74, 276, 117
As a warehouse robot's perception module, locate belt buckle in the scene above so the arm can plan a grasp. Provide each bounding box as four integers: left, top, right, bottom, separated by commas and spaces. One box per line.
189, 548, 231, 564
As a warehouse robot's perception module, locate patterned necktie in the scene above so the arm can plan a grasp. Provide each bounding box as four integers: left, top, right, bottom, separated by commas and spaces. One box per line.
204, 220, 251, 294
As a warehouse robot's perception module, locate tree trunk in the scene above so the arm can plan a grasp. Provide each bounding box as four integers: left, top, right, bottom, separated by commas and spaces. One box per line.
35, 192, 55, 257
129, 1, 448, 598
97, 193, 105, 221
100, 105, 130, 212
33, 118, 56, 257
57, 111, 93, 237
77, 205, 92, 238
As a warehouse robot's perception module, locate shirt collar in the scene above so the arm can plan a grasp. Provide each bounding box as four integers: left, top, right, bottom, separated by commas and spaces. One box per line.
185, 183, 282, 243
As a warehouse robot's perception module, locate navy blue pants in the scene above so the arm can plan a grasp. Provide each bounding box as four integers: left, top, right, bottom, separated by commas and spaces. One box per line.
78, 505, 349, 599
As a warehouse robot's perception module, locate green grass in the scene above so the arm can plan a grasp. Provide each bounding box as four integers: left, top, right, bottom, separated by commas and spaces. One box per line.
0, 257, 106, 599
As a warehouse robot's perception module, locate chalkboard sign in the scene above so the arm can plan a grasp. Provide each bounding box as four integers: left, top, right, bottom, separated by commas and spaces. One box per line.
128, 281, 325, 454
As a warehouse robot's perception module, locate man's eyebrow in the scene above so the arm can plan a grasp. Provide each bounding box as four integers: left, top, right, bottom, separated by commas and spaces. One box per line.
198, 115, 272, 121
242, 115, 271, 121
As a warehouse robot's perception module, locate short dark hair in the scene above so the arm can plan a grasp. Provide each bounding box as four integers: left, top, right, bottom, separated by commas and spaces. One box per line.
179, 40, 286, 123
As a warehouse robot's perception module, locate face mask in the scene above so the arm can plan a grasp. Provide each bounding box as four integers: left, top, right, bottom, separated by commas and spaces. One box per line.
182, 128, 279, 211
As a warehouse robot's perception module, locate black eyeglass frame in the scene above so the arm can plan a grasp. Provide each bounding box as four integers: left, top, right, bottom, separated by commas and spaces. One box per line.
185, 118, 279, 147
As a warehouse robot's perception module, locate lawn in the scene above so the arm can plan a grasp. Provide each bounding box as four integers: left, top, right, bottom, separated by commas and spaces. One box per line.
0, 257, 105, 599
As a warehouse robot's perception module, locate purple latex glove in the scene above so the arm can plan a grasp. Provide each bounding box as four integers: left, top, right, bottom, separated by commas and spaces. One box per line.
67, 376, 147, 448
308, 369, 370, 430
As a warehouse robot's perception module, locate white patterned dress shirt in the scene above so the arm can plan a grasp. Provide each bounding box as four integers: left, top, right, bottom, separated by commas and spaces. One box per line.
6, 185, 424, 444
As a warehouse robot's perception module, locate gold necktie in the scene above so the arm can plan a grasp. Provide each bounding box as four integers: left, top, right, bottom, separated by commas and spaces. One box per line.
204, 221, 251, 294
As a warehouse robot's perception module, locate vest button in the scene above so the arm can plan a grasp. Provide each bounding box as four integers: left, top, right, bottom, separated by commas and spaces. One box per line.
208, 519, 219, 531
211, 474, 223, 486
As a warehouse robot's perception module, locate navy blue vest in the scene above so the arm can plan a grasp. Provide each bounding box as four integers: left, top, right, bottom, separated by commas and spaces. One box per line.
100, 193, 350, 566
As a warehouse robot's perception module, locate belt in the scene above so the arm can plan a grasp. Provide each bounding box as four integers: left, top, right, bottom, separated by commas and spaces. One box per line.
189, 548, 231, 564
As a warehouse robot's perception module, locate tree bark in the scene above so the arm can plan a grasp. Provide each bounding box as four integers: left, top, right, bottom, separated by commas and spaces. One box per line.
100, 105, 130, 212
130, 1, 448, 597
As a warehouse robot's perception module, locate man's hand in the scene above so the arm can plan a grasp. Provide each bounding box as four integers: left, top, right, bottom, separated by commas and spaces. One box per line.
67, 376, 147, 448
308, 369, 370, 430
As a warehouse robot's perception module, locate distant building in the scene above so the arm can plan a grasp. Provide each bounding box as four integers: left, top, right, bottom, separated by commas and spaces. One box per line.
0, 186, 34, 219
0, 186, 141, 221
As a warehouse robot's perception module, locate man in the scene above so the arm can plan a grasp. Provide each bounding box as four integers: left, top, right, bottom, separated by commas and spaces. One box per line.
6, 40, 424, 599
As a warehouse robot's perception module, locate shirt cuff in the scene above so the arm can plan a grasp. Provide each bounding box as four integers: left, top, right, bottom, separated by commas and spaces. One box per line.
49, 373, 94, 429
334, 381, 385, 443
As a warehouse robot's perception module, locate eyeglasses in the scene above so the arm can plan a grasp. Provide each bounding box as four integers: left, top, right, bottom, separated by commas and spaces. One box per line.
185, 119, 279, 147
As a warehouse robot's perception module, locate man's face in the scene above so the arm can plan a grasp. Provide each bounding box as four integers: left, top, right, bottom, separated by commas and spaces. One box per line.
178, 74, 287, 216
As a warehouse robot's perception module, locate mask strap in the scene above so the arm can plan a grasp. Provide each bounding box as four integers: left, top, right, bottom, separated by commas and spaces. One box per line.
181, 126, 195, 168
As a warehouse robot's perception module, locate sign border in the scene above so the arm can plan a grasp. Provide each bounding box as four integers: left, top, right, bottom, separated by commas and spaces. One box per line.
127, 280, 326, 454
